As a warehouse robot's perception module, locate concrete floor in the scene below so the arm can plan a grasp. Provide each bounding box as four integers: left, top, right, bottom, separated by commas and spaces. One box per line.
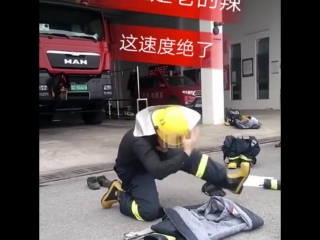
39, 110, 280, 174
40, 144, 280, 240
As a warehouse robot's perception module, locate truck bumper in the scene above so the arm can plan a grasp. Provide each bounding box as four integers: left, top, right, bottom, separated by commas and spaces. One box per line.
186, 97, 202, 109
39, 71, 111, 113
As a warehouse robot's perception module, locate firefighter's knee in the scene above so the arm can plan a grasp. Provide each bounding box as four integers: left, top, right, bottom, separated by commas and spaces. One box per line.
130, 200, 162, 222
140, 207, 162, 222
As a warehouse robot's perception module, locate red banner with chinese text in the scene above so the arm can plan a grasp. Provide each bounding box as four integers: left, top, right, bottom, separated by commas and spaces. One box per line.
88, 0, 242, 23
110, 24, 226, 69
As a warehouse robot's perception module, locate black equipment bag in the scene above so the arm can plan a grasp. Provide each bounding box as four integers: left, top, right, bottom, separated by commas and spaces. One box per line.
225, 108, 241, 126
221, 135, 260, 165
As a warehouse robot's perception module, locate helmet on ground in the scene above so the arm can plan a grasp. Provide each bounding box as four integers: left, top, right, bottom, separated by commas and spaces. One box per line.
151, 106, 190, 147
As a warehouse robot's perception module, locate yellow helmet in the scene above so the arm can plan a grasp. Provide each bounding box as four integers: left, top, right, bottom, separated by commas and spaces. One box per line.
151, 106, 190, 147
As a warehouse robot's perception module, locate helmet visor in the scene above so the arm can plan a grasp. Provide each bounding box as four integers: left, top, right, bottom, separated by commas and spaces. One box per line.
156, 130, 190, 148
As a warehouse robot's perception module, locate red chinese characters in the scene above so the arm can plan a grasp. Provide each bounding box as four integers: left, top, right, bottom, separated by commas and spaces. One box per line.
88, 0, 242, 22
110, 24, 224, 68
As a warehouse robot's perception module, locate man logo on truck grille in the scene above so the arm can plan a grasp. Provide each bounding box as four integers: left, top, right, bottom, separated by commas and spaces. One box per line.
64, 59, 88, 65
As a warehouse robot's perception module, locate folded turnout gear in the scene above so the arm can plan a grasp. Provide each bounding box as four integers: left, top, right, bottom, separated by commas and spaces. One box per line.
222, 135, 260, 167
224, 108, 262, 129
124, 196, 264, 240
234, 115, 262, 129
124, 228, 179, 240
123, 227, 154, 240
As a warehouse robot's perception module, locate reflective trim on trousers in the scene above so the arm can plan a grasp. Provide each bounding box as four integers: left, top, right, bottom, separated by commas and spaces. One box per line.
195, 154, 209, 178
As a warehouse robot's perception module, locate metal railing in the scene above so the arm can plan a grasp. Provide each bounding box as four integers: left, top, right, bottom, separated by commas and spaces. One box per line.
106, 99, 132, 119
107, 66, 148, 119
106, 98, 148, 119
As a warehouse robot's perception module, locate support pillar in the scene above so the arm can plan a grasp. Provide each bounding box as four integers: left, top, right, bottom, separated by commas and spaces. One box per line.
200, 20, 224, 125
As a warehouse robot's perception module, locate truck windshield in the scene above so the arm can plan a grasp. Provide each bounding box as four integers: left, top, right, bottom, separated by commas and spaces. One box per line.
39, 3, 104, 41
165, 76, 197, 86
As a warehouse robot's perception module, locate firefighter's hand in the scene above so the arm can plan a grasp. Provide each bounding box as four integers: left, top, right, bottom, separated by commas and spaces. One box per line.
156, 146, 168, 153
182, 127, 200, 156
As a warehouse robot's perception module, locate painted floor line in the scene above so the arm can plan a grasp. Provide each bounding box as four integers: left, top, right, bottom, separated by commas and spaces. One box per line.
244, 175, 274, 187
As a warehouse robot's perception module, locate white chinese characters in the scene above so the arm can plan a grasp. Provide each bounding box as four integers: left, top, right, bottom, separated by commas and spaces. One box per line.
151, 0, 241, 12
220, 0, 241, 11
158, 38, 176, 55
177, 39, 194, 57
150, 0, 172, 3
140, 36, 157, 53
119, 34, 138, 52
120, 35, 213, 58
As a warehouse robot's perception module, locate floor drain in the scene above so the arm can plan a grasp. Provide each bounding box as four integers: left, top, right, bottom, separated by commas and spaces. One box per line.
42, 174, 60, 180
39, 163, 115, 184
87, 166, 104, 171
70, 169, 88, 175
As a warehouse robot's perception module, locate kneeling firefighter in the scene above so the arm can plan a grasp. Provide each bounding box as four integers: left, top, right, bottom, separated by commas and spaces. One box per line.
101, 105, 251, 222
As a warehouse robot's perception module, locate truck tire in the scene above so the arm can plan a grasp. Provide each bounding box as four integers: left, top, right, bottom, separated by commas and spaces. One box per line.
168, 96, 179, 105
81, 109, 105, 125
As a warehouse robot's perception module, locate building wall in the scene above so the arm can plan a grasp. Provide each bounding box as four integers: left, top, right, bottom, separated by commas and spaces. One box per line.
223, 0, 281, 109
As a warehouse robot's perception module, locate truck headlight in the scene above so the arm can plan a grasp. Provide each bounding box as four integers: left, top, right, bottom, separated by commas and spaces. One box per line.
182, 90, 195, 95
39, 92, 49, 97
39, 85, 48, 91
103, 84, 112, 90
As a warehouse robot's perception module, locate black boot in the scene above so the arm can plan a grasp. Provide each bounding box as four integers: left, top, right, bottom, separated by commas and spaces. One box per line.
185, 150, 250, 195
101, 180, 123, 209
201, 182, 226, 197
97, 175, 112, 188
221, 162, 251, 194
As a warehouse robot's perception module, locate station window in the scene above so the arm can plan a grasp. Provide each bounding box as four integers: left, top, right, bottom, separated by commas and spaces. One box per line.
231, 43, 242, 100
256, 37, 269, 99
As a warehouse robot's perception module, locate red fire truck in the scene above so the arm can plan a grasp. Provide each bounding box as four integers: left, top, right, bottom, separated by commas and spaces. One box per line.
39, 0, 113, 125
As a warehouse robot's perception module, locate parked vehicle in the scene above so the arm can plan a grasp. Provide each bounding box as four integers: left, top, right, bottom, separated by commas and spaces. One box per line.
138, 75, 202, 108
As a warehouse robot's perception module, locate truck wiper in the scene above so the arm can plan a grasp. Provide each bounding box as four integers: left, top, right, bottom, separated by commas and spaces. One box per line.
41, 32, 70, 39
72, 35, 98, 42
40, 32, 98, 42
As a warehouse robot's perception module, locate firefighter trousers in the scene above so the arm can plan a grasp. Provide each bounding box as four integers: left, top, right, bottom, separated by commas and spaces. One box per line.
117, 149, 227, 222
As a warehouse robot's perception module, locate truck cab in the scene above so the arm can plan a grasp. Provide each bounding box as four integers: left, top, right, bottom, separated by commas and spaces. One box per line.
39, 0, 112, 125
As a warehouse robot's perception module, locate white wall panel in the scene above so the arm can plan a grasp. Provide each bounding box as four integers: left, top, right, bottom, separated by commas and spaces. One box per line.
223, 0, 281, 109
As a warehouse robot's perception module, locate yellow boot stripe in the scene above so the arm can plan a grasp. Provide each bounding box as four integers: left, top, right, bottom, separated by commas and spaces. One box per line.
165, 236, 176, 240
239, 154, 251, 161
131, 200, 144, 221
195, 154, 209, 178
150, 234, 176, 240
270, 179, 278, 190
